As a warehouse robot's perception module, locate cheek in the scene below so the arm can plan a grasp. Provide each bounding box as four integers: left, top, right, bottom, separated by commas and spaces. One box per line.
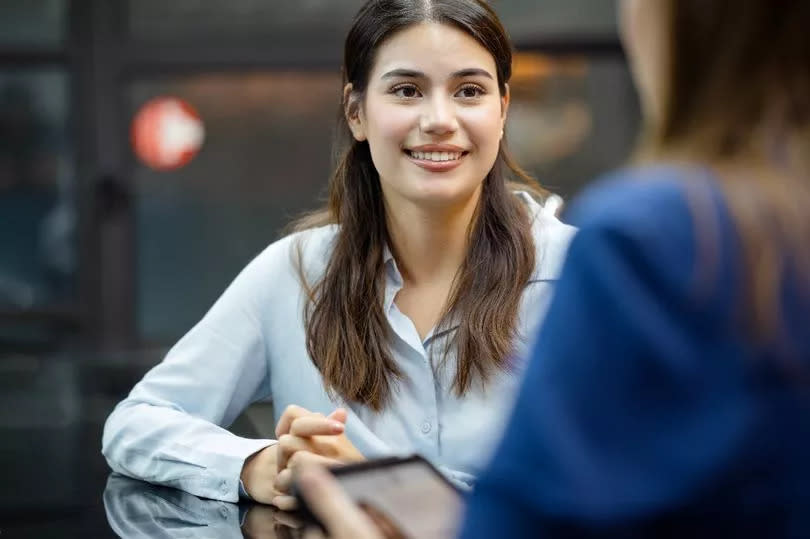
463, 103, 504, 150
364, 102, 414, 149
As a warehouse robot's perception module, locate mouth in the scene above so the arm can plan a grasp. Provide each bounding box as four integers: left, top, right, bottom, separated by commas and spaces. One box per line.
404, 149, 468, 162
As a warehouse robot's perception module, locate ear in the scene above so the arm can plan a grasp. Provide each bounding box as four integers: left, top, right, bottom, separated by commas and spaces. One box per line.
500, 83, 511, 139
343, 83, 367, 142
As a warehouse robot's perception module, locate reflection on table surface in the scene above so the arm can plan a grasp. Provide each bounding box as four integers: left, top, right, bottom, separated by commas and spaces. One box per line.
0, 352, 278, 538
104, 474, 307, 539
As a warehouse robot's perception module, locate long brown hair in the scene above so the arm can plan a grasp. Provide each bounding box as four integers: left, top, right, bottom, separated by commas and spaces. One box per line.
638, 0, 810, 341
292, 0, 547, 410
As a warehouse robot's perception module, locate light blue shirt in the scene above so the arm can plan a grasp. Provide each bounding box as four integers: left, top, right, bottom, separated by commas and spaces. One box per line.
101, 192, 575, 502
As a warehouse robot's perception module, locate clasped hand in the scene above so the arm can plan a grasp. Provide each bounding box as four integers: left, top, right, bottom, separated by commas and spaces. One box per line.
241, 404, 364, 509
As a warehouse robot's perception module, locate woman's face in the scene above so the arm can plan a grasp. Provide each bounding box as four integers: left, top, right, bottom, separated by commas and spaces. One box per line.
620, 0, 667, 120
346, 22, 508, 212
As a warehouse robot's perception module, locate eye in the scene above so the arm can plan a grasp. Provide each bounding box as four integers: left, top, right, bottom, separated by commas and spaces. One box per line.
391, 84, 421, 99
456, 84, 486, 99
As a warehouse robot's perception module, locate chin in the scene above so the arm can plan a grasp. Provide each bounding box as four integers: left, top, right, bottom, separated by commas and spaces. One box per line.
407, 181, 482, 209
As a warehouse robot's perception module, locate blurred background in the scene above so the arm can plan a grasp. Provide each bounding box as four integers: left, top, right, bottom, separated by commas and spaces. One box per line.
0, 1, 639, 535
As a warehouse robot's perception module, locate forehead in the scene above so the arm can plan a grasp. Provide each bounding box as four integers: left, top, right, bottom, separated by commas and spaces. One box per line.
370, 22, 497, 79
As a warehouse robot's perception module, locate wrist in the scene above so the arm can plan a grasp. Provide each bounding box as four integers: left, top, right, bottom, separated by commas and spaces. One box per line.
240, 442, 278, 500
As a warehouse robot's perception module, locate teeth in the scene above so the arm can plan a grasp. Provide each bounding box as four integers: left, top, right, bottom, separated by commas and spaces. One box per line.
410, 150, 462, 162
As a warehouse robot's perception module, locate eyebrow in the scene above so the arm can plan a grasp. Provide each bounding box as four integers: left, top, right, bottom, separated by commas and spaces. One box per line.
380, 68, 494, 80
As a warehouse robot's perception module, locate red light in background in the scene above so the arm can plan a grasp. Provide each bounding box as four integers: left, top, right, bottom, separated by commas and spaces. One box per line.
131, 97, 205, 171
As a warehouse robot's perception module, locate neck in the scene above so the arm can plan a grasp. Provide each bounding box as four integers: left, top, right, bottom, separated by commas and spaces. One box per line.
384, 188, 482, 286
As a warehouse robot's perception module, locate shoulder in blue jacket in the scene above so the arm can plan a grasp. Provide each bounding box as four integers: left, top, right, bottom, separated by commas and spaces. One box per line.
459, 165, 810, 538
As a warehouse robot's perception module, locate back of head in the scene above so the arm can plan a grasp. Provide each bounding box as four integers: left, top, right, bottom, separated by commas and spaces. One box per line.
648, 0, 809, 169
640, 0, 810, 345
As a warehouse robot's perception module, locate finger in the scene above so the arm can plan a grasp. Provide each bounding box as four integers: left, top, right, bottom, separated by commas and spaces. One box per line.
289, 415, 345, 437
275, 404, 313, 438
296, 465, 382, 539
272, 494, 299, 511
249, 484, 286, 505
274, 467, 294, 494
360, 504, 407, 539
277, 434, 314, 472
287, 451, 342, 471
327, 408, 348, 424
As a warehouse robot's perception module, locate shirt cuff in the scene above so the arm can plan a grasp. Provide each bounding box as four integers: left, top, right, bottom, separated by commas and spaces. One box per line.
230, 439, 279, 502
238, 479, 252, 500
211, 437, 276, 502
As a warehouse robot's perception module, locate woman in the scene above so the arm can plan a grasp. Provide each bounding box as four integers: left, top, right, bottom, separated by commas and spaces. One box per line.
299, 0, 810, 537
101, 0, 575, 508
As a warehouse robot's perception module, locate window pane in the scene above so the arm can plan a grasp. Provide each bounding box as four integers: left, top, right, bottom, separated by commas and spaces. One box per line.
0, 69, 76, 309
126, 0, 618, 45
130, 72, 342, 342
127, 0, 365, 43
499, 0, 619, 42
507, 52, 640, 199
0, 0, 66, 47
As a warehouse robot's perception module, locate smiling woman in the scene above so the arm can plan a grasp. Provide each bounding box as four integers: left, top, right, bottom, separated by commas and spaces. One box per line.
102, 0, 576, 510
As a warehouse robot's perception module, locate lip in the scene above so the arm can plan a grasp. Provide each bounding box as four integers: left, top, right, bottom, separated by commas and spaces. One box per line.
407, 144, 467, 153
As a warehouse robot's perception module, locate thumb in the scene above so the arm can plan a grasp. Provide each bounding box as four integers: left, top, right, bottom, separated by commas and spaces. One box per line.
327, 408, 348, 424
297, 466, 380, 539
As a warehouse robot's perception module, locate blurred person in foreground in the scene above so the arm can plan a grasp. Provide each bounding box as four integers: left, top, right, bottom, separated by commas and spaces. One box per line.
296, 0, 810, 537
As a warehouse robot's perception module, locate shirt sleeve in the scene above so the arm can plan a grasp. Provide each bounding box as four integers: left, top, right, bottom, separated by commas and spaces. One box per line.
103, 474, 247, 539
458, 184, 749, 536
439, 466, 476, 491
102, 246, 280, 502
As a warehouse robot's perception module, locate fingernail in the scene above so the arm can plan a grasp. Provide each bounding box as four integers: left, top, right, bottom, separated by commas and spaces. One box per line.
329, 420, 344, 430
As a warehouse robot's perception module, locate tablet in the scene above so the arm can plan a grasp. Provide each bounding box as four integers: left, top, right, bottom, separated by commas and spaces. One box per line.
293, 454, 464, 539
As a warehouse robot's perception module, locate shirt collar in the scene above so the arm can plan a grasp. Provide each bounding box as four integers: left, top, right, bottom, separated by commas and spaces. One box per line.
382, 243, 457, 344
515, 190, 567, 282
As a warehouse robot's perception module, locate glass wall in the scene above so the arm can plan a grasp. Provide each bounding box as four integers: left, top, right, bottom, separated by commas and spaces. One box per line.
125, 0, 619, 45
0, 0, 66, 46
127, 0, 365, 44
130, 73, 342, 341
500, 0, 618, 42
123, 1, 638, 343
508, 52, 639, 199
0, 70, 75, 311
0, 0, 638, 346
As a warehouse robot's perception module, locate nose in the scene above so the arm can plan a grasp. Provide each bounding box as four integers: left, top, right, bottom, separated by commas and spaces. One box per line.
419, 94, 458, 136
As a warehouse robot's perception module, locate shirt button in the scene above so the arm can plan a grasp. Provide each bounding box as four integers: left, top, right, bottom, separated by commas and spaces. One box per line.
220, 480, 229, 494
421, 421, 432, 434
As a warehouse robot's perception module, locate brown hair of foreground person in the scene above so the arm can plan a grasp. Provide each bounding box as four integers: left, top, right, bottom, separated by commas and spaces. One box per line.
636, 0, 810, 342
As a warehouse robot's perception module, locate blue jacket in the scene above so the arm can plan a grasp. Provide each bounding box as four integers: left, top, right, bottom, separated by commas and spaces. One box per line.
460, 165, 810, 538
